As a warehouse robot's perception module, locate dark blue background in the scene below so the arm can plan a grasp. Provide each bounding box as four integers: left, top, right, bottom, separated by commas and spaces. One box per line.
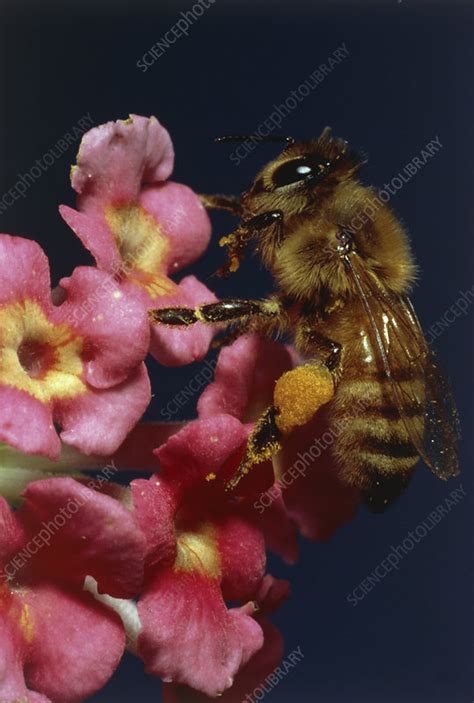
0, 1, 472, 701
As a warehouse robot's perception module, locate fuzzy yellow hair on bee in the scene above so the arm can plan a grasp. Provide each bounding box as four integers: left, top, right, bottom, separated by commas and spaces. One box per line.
150, 127, 460, 512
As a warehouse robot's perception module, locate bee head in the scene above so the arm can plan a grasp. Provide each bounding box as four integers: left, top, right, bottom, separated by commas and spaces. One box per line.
215, 128, 366, 281
241, 127, 365, 217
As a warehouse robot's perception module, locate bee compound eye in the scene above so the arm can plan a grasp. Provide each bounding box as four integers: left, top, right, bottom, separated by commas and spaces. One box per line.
272, 155, 332, 189
272, 158, 315, 188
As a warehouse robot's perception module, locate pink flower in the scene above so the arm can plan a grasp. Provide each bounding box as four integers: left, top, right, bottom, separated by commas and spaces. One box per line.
0, 477, 146, 702
131, 415, 269, 697
59, 114, 217, 366
0, 591, 52, 703
198, 334, 359, 543
0, 234, 150, 459
162, 576, 290, 703
163, 621, 284, 703
197, 335, 298, 560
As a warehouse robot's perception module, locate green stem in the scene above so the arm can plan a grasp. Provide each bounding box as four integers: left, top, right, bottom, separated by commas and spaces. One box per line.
0, 421, 184, 504
0, 467, 85, 506
0, 442, 104, 473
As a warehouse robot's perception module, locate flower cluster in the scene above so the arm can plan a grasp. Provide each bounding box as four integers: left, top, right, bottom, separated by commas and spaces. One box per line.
0, 115, 359, 702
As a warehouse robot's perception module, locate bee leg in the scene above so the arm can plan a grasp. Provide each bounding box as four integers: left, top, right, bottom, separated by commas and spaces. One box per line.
227, 358, 337, 492
211, 325, 246, 349
301, 329, 342, 373
149, 298, 282, 327
226, 406, 283, 492
243, 210, 284, 244
198, 193, 242, 215
218, 210, 284, 277
212, 299, 285, 348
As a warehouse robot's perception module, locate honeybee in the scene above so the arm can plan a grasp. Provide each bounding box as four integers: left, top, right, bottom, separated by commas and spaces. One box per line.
150, 127, 460, 511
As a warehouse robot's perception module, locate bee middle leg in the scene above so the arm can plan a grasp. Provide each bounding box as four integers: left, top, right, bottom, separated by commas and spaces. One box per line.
211, 323, 249, 349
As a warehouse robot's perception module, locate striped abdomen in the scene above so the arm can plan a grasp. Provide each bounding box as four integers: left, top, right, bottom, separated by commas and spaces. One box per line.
330, 364, 425, 512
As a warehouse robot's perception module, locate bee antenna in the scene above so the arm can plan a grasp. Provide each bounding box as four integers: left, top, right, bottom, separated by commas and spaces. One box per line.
215, 135, 295, 145
318, 126, 333, 141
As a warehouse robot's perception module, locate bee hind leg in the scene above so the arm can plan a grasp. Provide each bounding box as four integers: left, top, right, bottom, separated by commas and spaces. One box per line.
226, 406, 283, 492
227, 361, 336, 492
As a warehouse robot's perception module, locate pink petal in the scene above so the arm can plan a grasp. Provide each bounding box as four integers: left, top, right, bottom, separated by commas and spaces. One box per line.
162, 619, 283, 703
138, 568, 263, 697
0, 591, 51, 703
140, 182, 211, 273
110, 421, 181, 471
131, 476, 177, 567
57, 362, 150, 456
0, 496, 25, 567
216, 515, 266, 602
71, 114, 174, 212
19, 584, 124, 703
55, 268, 150, 389
0, 386, 60, 460
278, 415, 360, 541
252, 484, 299, 565
253, 574, 291, 615
198, 335, 294, 421
58, 205, 121, 273
149, 275, 217, 366
155, 414, 247, 487
18, 477, 146, 598
25, 691, 51, 702
0, 235, 51, 306
218, 618, 284, 703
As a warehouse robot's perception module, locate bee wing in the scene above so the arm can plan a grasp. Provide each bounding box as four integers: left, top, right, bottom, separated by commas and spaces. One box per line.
345, 255, 460, 480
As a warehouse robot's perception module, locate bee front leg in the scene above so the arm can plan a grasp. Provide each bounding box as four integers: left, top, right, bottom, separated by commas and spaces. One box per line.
149, 298, 282, 328
218, 209, 284, 277
198, 193, 242, 215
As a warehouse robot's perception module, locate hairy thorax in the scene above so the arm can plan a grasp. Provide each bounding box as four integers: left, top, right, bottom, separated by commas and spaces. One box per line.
258, 181, 417, 302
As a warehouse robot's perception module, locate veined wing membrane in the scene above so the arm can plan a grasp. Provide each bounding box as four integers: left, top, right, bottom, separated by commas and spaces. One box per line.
345, 254, 460, 480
